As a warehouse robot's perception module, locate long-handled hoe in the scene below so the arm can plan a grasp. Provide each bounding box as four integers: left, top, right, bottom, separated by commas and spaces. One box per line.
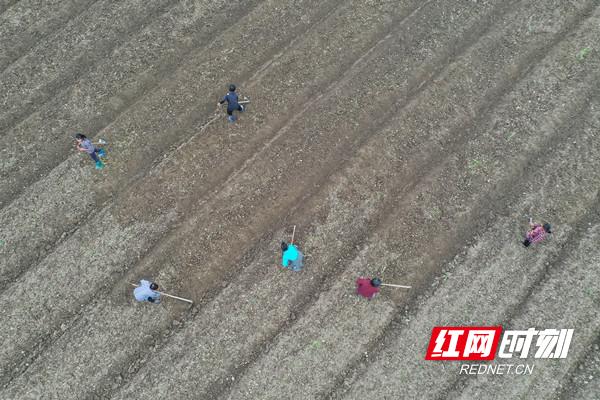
130, 283, 193, 304
381, 283, 411, 289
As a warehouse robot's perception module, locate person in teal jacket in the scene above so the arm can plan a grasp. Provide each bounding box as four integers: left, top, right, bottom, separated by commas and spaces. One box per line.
281, 242, 304, 272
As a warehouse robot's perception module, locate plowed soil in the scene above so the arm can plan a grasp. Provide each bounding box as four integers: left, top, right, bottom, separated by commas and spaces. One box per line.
1, 1, 599, 399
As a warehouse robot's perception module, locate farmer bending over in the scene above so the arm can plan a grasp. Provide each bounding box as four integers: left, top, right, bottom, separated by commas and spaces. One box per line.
281, 242, 305, 272
520, 221, 551, 248
217, 84, 244, 122
356, 278, 381, 300
134, 280, 163, 304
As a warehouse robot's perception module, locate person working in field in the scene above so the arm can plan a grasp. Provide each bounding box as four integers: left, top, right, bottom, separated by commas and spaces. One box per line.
76, 134, 106, 169
520, 221, 551, 248
133, 280, 163, 304
217, 84, 244, 122
356, 278, 381, 300
281, 242, 305, 272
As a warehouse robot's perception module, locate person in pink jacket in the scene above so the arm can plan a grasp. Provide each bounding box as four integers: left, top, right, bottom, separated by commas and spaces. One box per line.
520, 221, 551, 248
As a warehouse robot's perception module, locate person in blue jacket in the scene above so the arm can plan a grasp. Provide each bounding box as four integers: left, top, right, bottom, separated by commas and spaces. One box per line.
133, 280, 162, 304
76, 134, 106, 169
217, 84, 244, 122
281, 242, 305, 272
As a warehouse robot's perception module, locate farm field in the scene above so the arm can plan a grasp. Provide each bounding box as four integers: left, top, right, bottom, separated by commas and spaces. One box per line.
1, 0, 599, 399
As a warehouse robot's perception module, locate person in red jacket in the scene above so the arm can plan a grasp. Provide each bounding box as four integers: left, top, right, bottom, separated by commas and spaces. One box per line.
356, 278, 381, 300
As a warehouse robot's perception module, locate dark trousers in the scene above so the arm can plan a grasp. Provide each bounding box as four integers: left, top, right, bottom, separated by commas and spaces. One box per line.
227, 105, 243, 115
522, 239, 531, 247
147, 297, 159, 303
89, 149, 102, 163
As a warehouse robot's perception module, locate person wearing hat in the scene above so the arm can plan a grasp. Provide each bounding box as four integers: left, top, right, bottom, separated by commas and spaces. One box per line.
356, 278, 381, 300
520, 221, 552, 248
217, 84, 244, 122
75, 133, 106, 169
133, 279, 163, 303
281, 242, 304, 272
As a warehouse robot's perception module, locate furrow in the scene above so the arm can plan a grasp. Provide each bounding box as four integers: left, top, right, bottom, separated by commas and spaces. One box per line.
2, 0, 514, 396
109, 0, 596, 396
228, 7, 600, 400
0, 0, 19, 16
0, 0, 179, 134
332, 90, 599, 400
3, 0, 598, 397
327, 14, 600, 399
0, 0, 344, 286
0, 0, 269, 209
557, 331, 600, 400
0, 0, 100, 73
450, 201, 600, 399
0, 0, 417, 390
